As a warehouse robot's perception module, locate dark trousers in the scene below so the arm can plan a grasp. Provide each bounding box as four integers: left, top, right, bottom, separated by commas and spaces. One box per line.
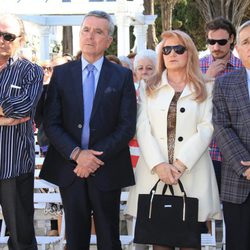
60, 176, 122, 250
223, 194, 250, 250
0, 172, 37, 250
212, 160, 221, 194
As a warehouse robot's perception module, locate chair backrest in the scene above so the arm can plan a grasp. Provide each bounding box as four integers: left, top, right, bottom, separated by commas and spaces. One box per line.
0, 178, 65, 248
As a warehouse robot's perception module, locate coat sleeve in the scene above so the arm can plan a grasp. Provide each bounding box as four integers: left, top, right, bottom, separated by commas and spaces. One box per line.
213, 78, 249, 176
91, 69, 137, 160
136, 82, 166, 170
0, 64, 43, 118
176, 82, 214, 170
43, 68, 80, 160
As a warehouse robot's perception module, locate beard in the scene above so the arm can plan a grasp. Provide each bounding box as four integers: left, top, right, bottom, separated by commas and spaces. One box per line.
212, 50, 230, 60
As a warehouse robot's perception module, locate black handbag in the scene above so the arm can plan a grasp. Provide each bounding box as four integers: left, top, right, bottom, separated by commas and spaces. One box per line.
134, 179, 201, 248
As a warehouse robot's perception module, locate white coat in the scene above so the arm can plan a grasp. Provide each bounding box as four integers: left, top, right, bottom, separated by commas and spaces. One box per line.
126, 71, 221, 222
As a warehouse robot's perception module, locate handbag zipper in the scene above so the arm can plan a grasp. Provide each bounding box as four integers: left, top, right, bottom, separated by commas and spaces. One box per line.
149, 190, 155, 219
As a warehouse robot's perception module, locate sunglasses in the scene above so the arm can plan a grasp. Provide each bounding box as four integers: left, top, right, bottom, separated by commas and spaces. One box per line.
162, 45, 187, 55
207, 38, 229, 46
0, 31, 21, 42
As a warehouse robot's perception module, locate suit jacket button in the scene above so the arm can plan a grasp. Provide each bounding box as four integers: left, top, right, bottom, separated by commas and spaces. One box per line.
78, 124, 82, 129
180, 107, 185, 113
178, 136, 183, 142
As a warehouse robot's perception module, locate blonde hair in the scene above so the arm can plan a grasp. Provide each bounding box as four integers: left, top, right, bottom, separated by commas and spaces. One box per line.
146, 30, 207, 102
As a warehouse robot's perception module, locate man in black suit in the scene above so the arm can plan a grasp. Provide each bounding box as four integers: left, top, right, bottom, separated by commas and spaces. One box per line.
40, 10, 136, 250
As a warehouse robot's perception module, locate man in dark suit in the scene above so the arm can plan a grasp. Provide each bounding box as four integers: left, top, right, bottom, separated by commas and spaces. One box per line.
0, 14, 43, 249
39, 10, 136, 250
213, 20, 250, 250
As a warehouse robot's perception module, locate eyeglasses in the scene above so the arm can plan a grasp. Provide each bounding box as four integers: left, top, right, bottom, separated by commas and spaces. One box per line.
207, 38, 229, 46
162, 45, 187, 55
42, 66, 52, 71
0, 31, 21, 42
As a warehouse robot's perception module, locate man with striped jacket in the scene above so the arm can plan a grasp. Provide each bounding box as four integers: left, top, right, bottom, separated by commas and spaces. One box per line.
0, 14, 43, 249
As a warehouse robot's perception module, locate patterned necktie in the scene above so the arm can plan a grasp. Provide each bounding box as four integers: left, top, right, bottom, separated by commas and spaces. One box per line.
81, 64, 95, 149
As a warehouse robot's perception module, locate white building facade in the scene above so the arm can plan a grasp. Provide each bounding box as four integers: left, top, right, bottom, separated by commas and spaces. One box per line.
0, 0, 157, 60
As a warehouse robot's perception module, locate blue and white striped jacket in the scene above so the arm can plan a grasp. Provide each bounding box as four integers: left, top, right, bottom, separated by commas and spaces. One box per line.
0, 56, 43, 179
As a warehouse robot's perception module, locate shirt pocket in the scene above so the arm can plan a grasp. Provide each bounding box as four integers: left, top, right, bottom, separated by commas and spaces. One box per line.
7, 85, 22, 97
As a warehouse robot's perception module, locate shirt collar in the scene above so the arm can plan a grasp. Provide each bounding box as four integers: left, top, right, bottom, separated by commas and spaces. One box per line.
246, 68, 250, 83
9, 54, 19, 65
228, 51, 240, 67
158, 69, 193, 96
81, 56, 104, 73
0, 55, 19, 71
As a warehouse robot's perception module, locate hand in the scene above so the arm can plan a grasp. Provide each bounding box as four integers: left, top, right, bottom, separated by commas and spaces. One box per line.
153, 162, 179, 185
74, 166, 92, 178
0, 116, 30, 126
206, 59, 227, 77
73, 149, 104, 178
172, 159, 187, 181
240, 161, 250, 180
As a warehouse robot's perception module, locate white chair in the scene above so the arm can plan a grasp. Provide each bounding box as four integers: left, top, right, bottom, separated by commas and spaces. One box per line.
222, 217, 226, 250
201, 220, 217, 250
0, 179, 65, 250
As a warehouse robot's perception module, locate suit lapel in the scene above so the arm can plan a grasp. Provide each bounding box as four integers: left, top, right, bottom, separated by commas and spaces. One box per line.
91, 58, 110, 118
233, 68, 250, 131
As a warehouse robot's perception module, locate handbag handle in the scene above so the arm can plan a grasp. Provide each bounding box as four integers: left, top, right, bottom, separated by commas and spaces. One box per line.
148, 179, 188, 220
150, 179, 187, 197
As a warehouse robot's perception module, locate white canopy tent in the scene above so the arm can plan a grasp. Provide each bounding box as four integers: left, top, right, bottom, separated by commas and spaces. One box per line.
0, 0, 157, 60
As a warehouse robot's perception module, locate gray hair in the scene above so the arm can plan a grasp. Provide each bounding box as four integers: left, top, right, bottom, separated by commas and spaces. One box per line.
133, 49, 157, 71
118, 56, 132, 70
82, 10, 115, 36
236, 20, 250, 44
0, 14, 25, 37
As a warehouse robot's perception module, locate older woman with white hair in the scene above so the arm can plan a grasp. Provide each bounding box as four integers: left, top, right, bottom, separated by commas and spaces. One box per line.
134, 49, 157, 79
133, 49, 157, 99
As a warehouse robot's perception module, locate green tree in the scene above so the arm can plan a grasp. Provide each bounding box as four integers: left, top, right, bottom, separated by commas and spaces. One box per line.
172, 0, 206, 50
144, 0, 158, 50
62, 26, 73, 55
193, 0, 249, 28
106, 26, 118, 56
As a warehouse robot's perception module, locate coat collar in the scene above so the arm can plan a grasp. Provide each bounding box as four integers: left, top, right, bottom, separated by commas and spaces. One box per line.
157, 69, 194, 98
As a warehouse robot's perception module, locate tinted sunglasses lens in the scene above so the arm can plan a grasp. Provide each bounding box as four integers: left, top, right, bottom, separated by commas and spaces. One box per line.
162, 45, 186, 55
174, 45, 186, 54
162, 47, 172, 55
5, 34, 16, 41
207, 39, 228, 46
207, 39, 215, 45
217, 39, 228, 46
0, 32, 16, 42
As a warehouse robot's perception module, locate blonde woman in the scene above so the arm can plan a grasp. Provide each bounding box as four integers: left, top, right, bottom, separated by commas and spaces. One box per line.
126, 30, 221, 250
